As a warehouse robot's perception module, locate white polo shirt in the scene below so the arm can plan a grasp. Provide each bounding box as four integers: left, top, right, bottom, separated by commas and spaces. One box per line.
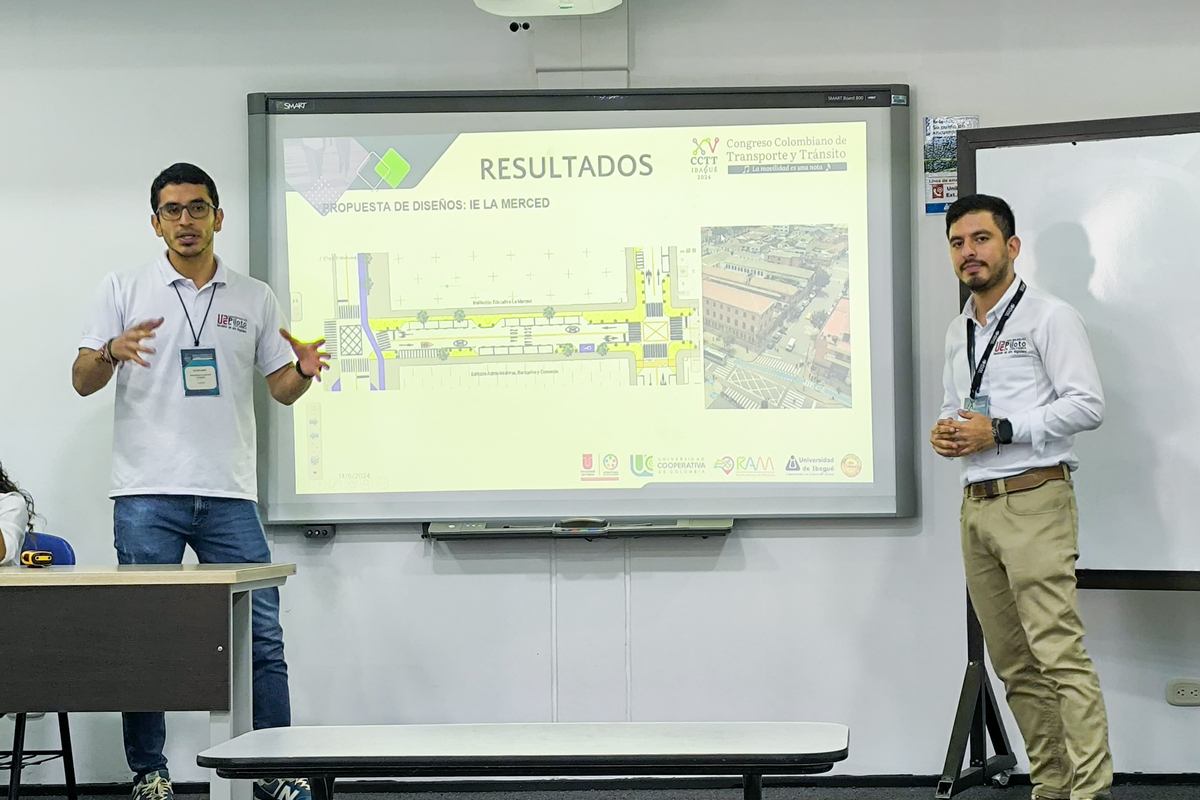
0, 492, 28, 566
940, 276, 1105, 486
80, 253, 294, 501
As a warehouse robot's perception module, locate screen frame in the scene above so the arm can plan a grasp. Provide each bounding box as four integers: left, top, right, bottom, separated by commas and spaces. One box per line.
248, 85, 916, 524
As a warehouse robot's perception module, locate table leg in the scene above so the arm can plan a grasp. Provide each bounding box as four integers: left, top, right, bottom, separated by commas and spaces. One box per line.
209, 589, 253, 800
743, 773, 762, 800
8, 713, 27, 800
310, 777, 335, 800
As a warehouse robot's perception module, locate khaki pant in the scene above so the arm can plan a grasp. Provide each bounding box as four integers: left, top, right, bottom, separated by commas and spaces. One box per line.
960, 477, 1113, 800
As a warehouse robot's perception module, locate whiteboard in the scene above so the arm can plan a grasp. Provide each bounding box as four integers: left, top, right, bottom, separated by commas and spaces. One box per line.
969, 118, 1200, 572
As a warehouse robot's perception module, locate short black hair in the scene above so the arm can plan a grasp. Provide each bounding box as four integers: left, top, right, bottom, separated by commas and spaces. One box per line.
151, 162, 219, 211
945, 194, 1015, 240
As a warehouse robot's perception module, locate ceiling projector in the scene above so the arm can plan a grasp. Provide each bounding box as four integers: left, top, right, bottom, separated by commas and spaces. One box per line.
474, 0, 623, 16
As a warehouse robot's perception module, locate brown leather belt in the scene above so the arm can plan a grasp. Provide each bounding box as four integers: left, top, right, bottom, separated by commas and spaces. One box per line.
964, 463, 1070, 500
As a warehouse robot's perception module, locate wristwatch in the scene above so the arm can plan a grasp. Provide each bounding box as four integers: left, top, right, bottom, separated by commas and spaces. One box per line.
991, 417, 1013, 445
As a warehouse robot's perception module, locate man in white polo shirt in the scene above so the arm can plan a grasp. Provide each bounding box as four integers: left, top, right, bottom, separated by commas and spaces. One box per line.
72, 163, 328, 800
930, 194, 1112, 800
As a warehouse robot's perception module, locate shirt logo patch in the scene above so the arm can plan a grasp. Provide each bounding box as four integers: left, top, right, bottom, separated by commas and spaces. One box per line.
216, 313, 248, 333
993, 337, 1028, 355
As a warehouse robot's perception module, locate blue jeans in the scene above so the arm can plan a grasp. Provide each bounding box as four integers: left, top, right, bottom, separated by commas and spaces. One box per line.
113, 495, 291, 779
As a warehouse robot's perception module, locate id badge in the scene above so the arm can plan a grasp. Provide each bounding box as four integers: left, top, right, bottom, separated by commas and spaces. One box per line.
963, 394, 990, 416
181, 348, 220, 397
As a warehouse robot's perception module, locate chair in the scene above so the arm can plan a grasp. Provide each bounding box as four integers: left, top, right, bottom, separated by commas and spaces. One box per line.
19, 532, 75, 567
1, 533, 78, 800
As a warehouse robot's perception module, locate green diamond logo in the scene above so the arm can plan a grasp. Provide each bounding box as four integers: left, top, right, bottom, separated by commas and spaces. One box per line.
375, 148, 411, 188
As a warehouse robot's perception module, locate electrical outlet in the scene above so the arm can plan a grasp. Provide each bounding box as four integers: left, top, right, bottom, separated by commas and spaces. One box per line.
1166, 678, 1200, 707
302, 524, 335, 540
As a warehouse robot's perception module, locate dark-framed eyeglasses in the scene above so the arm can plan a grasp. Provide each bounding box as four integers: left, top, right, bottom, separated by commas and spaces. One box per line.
156, 200, 216, 221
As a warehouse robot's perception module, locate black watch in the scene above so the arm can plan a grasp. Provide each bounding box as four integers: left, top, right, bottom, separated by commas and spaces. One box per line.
991, 417, 1013, 445
295, 361, 313, 380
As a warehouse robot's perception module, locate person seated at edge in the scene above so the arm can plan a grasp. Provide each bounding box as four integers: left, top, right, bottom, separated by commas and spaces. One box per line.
0, 461, 33, 566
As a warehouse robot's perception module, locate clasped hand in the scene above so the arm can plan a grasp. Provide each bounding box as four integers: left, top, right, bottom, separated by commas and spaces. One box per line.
929, 410, 995, 458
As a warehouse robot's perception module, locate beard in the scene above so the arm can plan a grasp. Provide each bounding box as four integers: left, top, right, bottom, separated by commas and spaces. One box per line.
168, 229, 211, 259
962, 257, 1011, 292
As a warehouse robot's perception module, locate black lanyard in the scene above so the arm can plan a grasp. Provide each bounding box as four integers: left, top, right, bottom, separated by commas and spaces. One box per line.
966, 280, 1025, 399
173, 283, 218, 348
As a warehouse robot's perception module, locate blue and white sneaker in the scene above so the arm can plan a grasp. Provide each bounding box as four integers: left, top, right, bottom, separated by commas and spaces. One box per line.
254, 778, 312, 800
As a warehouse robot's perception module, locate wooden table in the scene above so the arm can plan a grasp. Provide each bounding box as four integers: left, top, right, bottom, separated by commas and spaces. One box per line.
0, 564, 295, 800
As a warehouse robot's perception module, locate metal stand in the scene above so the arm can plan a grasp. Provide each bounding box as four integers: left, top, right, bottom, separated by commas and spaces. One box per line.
935, 593, 1016, 798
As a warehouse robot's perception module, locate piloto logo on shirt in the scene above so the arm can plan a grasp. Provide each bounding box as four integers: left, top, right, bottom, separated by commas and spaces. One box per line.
993, 337, 1028, 355
216, 313, 248, 333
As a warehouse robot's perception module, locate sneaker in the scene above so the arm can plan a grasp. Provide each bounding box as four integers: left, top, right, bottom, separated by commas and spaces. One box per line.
255, 778, 312, 800
132, 771, 173, 800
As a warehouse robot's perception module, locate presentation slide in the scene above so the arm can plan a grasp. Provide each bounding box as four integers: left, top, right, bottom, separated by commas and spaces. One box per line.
252, 88, 913, 522
281, 121, 871, 496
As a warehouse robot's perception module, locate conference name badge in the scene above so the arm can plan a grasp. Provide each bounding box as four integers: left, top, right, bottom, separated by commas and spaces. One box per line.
181, 348, 220, 397
962, 394, 989, 416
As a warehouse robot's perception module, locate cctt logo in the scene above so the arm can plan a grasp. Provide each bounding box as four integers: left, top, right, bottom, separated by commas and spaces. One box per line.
691, 136, 720, 165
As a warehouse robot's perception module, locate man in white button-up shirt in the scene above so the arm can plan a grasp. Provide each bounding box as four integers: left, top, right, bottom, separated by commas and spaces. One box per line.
931, 195, 1112, 800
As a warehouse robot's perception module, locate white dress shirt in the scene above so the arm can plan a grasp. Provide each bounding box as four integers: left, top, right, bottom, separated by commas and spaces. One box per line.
940, 276, 1104, 486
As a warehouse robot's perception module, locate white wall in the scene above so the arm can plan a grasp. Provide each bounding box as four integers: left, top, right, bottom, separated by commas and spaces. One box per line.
2, 0, 1199, 784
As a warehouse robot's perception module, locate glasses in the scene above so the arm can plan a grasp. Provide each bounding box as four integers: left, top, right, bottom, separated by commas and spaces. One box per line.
156, 200, 216, 221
